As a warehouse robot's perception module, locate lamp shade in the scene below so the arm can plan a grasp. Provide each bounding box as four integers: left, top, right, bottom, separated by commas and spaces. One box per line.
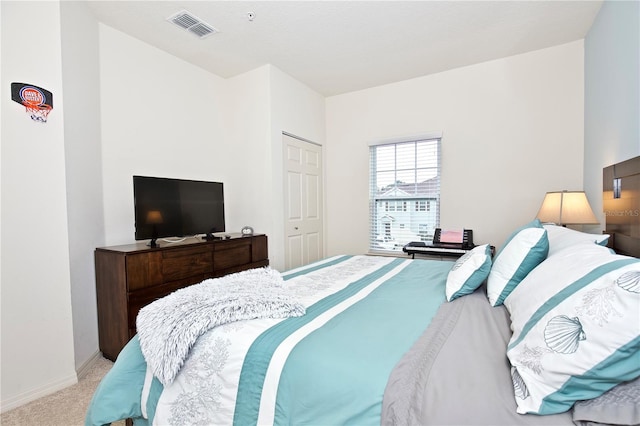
146, 210, 164, 225
536, 191, 599, 225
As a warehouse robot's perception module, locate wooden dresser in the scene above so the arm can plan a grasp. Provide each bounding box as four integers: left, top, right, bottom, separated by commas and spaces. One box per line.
95, 234, 268, 361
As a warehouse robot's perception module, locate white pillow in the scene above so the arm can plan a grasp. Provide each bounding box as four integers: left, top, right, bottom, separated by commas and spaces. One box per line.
445, 244, 492, 302
505, 243, 640, 415
487, 219, 548, 306
543, 224, 610, 257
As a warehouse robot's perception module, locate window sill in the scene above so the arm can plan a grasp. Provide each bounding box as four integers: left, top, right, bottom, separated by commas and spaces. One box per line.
366, 250, 406, 258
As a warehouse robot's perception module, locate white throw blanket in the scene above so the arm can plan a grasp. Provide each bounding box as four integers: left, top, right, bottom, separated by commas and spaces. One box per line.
137, 267, 305, 386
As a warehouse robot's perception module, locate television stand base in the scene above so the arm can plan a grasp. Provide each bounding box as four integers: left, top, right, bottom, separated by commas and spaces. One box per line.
203, 234, 222, 241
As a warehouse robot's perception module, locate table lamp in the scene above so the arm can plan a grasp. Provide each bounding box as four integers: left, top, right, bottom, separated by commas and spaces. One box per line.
536, 190, 599, 226
146, 210, 164, 247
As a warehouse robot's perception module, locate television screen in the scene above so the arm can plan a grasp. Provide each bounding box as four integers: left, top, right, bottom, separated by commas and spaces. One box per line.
133, 176, 225, 242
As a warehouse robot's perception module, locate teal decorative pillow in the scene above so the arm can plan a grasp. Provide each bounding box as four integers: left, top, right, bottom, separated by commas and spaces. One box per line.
487, 219, 548, 306
445, 244, 492, 302
504, 243, 640, 415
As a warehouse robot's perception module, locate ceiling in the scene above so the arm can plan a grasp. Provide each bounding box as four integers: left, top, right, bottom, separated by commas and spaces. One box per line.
85, 1, 603, 97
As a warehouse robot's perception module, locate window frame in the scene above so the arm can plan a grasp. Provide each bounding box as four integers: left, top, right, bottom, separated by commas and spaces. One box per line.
368, 133, 442, 253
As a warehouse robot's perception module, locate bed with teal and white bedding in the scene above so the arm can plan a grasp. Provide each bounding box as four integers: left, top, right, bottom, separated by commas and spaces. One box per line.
86, 222, 640, 426
87, 254, 453, 425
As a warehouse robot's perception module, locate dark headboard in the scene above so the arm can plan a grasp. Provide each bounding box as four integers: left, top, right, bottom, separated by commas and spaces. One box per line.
603, 155, 640, 257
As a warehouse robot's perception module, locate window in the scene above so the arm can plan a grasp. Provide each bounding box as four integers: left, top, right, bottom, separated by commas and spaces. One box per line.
369, 135, 441, 252
418, 224, 430, 241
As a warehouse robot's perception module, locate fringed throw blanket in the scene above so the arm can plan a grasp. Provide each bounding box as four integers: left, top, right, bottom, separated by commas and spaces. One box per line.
137, 267, 305, 386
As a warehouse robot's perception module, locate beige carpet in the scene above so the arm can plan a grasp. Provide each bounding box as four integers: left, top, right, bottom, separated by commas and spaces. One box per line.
1, 357, 126, 426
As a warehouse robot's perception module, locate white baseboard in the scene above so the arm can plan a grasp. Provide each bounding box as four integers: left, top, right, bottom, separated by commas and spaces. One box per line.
76, 350, 102, 380
1, 372, 78, 413
1, 350, 104, 413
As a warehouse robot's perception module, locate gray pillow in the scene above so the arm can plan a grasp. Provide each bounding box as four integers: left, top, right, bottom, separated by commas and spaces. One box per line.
573, 377, 640, 426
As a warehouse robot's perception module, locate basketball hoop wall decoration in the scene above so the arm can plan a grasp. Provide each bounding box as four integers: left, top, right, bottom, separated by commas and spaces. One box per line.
11, 82, 53, 123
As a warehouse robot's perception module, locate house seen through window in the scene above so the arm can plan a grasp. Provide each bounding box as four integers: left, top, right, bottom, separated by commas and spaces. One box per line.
369, 135, 441, 252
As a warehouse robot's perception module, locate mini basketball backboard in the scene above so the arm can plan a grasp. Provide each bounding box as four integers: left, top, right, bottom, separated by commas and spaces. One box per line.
11, 82, 53, 123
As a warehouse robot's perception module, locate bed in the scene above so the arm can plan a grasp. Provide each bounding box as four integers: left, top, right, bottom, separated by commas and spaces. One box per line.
86, 158, 640, 426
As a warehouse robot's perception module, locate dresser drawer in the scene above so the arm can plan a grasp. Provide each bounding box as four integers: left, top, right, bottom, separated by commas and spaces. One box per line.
126, 247, 213, 291
214, 239, 252, 271
162, 246, 213, 282
127, 277, 203, 329
126, 252, 162, 291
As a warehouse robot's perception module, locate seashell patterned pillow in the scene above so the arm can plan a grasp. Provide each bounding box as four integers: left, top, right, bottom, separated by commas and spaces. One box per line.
503, 242, 640, 415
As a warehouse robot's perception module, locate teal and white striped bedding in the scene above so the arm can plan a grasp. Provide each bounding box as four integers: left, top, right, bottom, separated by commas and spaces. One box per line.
86, 255, 452, 426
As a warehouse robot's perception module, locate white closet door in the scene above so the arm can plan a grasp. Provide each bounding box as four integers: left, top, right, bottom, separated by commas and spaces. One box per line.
283, 134, 324, 270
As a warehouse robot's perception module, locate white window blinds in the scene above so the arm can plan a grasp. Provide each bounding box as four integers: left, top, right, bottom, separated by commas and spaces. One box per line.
369, 136, 441, 252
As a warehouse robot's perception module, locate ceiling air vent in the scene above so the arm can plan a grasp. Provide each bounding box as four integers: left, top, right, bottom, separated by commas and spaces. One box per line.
167, 10, 218, 39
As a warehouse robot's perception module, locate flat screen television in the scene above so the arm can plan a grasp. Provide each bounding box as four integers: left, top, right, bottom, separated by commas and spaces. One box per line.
133, 175, 225, 246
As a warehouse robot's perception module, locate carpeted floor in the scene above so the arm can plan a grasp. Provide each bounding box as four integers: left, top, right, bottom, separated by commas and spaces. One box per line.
1, 357, 126, 426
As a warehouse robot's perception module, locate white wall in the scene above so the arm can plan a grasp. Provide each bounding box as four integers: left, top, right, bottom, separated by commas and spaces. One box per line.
223, 66, 272, 238
59, 0, 104, 373
99, 25, 231, 246
1, 1, 76, 411
325, 41, 585, 254
584, 0, 640, 228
